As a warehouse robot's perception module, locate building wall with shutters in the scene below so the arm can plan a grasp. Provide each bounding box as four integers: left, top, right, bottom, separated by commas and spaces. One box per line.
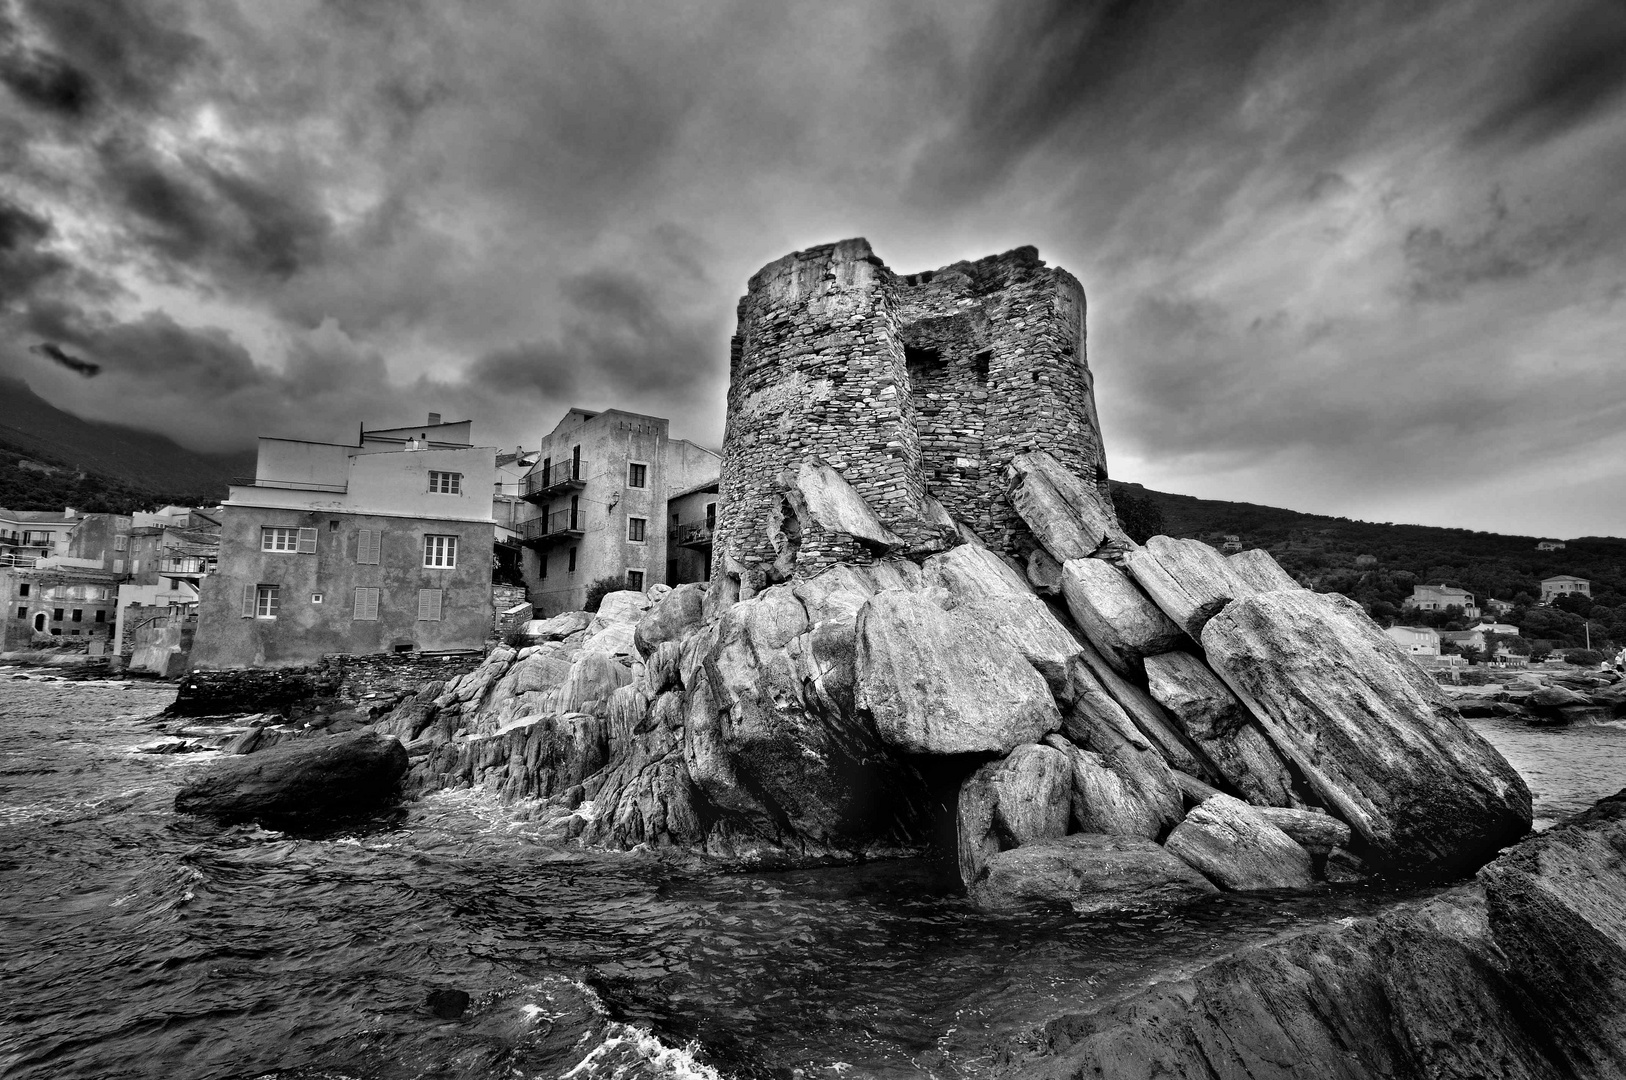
192, 504, 495, 669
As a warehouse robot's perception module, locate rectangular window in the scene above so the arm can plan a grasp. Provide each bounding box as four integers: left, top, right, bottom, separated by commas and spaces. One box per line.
94, 610, 105, 623
627, 462, 647, 488
311, 593, 324, 604
423, 534, 458, 568
113, 534, 128, 551
356, 528, 382, 565
113, 559, 124, 574
15, 607, 24, 620
262, 527, 318, 553
705, 502, 716, 528
567, 547, 577, 573
627, 517, 646, 543
72, 609, 82, 622
428, 471, 462, 494
53, 608, 63, 621
169, 578, 180, 591
18, 584, 27, 597
417, 588, 443, 621
353, 587, 380, 621
626, 570, 645, 591
256, 585, 280, 618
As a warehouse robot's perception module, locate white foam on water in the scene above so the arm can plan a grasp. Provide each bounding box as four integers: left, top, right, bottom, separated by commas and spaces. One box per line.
557, 1022, 724, 1080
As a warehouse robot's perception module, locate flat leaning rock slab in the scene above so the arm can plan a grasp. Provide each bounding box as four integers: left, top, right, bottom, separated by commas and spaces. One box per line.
1226, 548, 1302, 593
1060, 557, 1184, 676
174, 731, 409, 824
1201, 590, 1532, 875
856, 589, 1061, 755
1123, 536, 1252, 639
1005, 450, 1125, 562
1164, 793, 1315, 891
970, 833, 1217, 914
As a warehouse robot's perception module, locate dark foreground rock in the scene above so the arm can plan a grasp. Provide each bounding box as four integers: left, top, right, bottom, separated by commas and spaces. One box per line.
998, 789, 1626, 1079
175, 732, 409, 824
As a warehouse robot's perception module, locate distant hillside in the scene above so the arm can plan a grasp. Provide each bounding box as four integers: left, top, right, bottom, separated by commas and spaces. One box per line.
0, 375, 251, 503
1111, 480, 1626, 654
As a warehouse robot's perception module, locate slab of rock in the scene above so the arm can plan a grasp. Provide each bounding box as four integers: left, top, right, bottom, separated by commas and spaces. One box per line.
1074, 640, 1213, 782
1123, 536, 1252, 639
1005, 451, 1125, 562
1164, 793, 1315, 890
1201, 590, 1532, 875
1143, 651, 1298, 807
1253, 806, 1352, 855
633, 582, 707, 657
957, 744, 1074, 885
520, 611, 592, 641
856, 589, 1061, 755
969, 833, 1217, 914
590, 591, 651, 631
175, 732, 408, 824
1226, 548, 1301, 593
1044, 734, 1173, 841
1026, 548, 1064, 597
924, 542, 1032, 601
1060, 557, 1184, 677
780, 457, 905, 550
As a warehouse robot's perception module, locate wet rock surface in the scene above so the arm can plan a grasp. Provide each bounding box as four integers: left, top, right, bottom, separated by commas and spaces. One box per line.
174, 731, 409, 825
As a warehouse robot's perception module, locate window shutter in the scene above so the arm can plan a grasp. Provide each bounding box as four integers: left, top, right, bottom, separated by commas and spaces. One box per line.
417, 588, 442, 621
357, 528, 380, 564
242, 584, 256, 617
296, 527, 318, 553
353, 587, 379, 621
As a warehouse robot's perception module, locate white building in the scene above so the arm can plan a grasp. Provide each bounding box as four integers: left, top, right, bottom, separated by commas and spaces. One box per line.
1408, 584, 1480, 619
1385, 626, 1440, 655
1540, 575, 1591, 604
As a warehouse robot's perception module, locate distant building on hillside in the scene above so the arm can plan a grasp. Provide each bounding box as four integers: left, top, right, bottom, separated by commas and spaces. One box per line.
192, 413, 498, 669
1355, 554, 1378, 568
1407, 584, 1480, 619
517, 408, 719, 615
1536, 540, 1566, 551
1385, 625, 1439, 655
1436, 628, 1487, 653
1540, 575, 1591, 604
1219, 535, 1242, 554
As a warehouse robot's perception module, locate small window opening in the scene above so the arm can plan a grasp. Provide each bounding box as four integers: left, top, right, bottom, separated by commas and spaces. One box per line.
904, 345, 943, 378
974, 350, 992, 381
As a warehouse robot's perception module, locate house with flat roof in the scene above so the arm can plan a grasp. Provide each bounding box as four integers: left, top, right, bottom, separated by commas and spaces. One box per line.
192, 414, 498, 669
1540, 575, 1590, 604
518, 408, 719, 615
1385, 625, 1439, 655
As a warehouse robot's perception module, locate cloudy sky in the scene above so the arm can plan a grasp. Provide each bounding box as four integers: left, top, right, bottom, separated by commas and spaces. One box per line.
2, 0, 1624, 538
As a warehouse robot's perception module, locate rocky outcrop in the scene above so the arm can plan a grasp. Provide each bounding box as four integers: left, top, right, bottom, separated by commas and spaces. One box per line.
174, 731, 408, 824
1059, 557, 1183, 677
1163, 793, 1314, 891
1000, 790, 1626, 1080
969, 833, 1216, 914
1202, 590, 1531, 875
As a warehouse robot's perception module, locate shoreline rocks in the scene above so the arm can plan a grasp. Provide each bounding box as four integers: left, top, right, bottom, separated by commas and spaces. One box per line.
174, 731, 409, 825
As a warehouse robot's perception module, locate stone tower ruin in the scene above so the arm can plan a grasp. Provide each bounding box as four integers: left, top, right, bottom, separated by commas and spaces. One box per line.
713, 238, 1111, 594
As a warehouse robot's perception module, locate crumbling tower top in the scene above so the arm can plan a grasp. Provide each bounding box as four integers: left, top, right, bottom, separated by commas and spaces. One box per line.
712, 238, 1111, 595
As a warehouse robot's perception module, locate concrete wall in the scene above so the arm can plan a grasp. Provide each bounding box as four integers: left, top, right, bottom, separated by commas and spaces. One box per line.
66, 513, 132, 571
191, 505, 495, 669
254, 438, 352, 489
230, 445, 497, 521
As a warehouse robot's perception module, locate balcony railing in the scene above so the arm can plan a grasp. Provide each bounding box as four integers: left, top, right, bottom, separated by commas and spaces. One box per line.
522, 460, 588, 499
231, 476, 349, 493
520, 509, 585, 543
677, 521, 716, 548
0, 554, 37, 568
160, 557, 208, 575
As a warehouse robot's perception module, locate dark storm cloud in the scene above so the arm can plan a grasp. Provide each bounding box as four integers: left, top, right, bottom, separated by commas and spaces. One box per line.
28, 341, 98, 376
0, 42, 94, 118
0, 195, 68, 308
14, 0, 200, 116
1467, 1, 1626, 146
1402, 191, 1592, 304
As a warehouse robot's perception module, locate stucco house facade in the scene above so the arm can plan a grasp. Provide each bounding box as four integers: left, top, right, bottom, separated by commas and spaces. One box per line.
1540, 575, 1591, 604
192, 415, 498, 669
518, 408, 718, 615
1407, 584, 1480, 619
1385, 625, 1440, 655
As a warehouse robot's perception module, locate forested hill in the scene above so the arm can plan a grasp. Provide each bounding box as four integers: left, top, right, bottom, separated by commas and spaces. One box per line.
1110, 480, 1626, 653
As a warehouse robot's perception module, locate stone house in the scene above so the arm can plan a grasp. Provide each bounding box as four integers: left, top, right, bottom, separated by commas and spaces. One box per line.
192, 414, 498, 669
1, 565, 121, 648
518, 408, 719, 615
1540, 575, 1591, 604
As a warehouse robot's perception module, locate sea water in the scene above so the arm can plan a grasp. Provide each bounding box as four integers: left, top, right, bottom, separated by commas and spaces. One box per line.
1, 676, 1621, 1079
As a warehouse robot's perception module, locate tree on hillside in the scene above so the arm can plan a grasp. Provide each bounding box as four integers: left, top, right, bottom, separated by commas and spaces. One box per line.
1114, 492, 1165, 544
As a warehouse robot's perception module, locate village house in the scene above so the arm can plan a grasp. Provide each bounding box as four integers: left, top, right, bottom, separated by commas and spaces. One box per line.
191, 414, 499, 669
1407, 584, 1481, 619
1540, 575, 1591, 604
0, 507, 77, 566
518, 408, 719, 615
1536, 540, 1566, 551
1384, 625, 1440, 655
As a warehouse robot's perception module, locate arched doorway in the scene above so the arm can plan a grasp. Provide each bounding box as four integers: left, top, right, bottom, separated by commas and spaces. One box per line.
32, 611, 47, 633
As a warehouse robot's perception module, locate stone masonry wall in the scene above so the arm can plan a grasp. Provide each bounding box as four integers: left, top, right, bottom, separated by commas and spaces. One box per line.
713, 239, 1111, 590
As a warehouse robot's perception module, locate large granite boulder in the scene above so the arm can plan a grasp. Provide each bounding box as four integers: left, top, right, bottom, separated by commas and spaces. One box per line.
1124, 536, 1251, 639
633, 582, 708, 657
1202, 590, 1532, 875
969, 833, 1217, 914
957, 744, 1074, 885
1060, 557, 1184, 677
855, 589, 1061, 755
175, 732, 408, 824
1044, 734, 1174, 841
1143, 650, 1299, 807
1164, 793, 1315, 891
1005, 451, 1126, 561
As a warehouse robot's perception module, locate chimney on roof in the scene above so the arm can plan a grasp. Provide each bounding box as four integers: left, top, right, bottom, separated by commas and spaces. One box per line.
428, 412, 441, 426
